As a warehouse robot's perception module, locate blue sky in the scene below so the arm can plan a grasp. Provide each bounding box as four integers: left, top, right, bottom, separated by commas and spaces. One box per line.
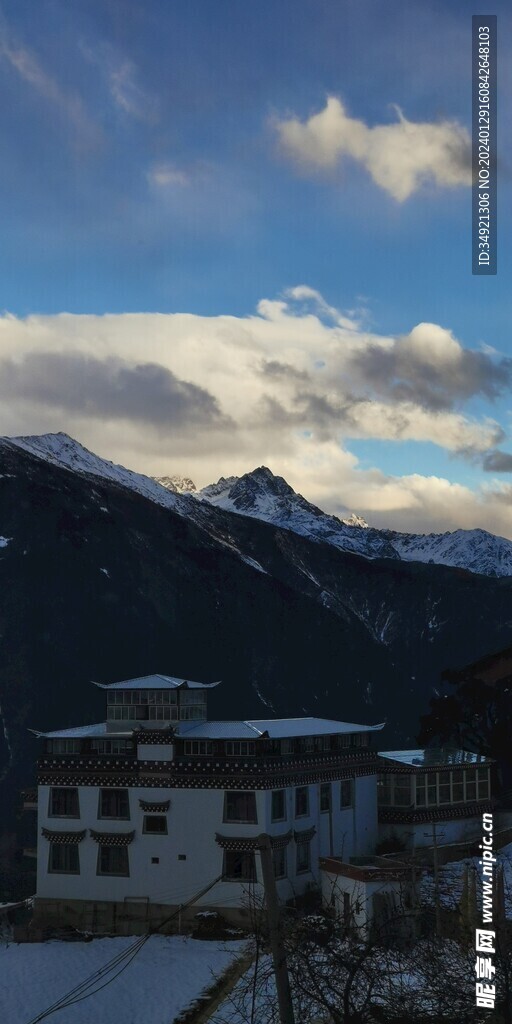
0, 0, 511, 536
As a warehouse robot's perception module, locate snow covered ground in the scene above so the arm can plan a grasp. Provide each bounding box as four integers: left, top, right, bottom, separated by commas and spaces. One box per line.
0, 934, 244, 1024
419, 842, 512, 914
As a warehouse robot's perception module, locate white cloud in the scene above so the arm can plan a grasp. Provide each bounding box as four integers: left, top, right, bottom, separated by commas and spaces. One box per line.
0, 289, 510, 537
0, 28, 100, 148
147, 162, 190, 188
108, 60, 156, 121
275, 96, 471, 201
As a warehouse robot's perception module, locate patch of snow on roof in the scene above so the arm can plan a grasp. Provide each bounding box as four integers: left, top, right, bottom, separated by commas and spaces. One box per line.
178, 717, 384, 739
35, 722, 109, 739
95, 674, 220, 690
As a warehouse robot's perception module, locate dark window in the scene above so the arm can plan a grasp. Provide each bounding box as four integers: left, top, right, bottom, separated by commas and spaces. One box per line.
49, 843, 79, 874
427, 777, 437, 806
151, 857, 159, 864
301, 736, 315, 752
179, 691, 206, 705
179, 706, 206, 721
393, 777, 412, 807
97, 845, 129, 876
143, 815, 167, 834
223, 850, 256, 881
295, 786, 309, 817
273, 847, 287, 879
271, 790, 286, 822
99, 788, 130, 819
465, 768, 477, 801
296, 841, 310, 874
90, 739, 135, 755
320, 783, 331, 813
225, 741, 256, 757
148, 706, 178, 721
49, 787, 79, 818
223, 791, 257, 823
438, 771, 451, 805
378, 776, 392, 806
452, 778, 464, 803
340, 780, 353, 808
178, 854, 187, 861
48, 739, 82, 754
183, 740, 213, 755
477, 768, 490, 801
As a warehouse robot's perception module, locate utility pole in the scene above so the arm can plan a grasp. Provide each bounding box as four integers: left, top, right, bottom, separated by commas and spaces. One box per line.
432, 822, 441, 936
257, 833, 295, 1024
424, 822, 444, 935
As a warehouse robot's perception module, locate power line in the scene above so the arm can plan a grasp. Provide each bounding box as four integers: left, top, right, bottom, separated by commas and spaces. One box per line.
23, 872, 225, 1024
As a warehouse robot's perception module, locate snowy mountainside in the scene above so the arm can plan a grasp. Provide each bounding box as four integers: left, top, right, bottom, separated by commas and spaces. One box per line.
4, 433, 187, 513
383, 527, 512, 578
4, 435, 512, 578
197, 467, 512, 577
153, 475, 197, 494
197, 467, 393, 559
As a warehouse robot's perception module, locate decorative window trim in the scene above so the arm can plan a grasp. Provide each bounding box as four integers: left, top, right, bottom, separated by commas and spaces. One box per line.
215, 830, 292, 851
42, 827, 86, 844
139, 799, 170, 812
90, 829, 135, 846
293, 825, 316, 843
270, 829, 293, 850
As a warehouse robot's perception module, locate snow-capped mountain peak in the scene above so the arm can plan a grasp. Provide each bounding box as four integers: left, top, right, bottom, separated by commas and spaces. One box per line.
197, 466, 512, 576
2, 432, 185, 514
197, 467, 396, 559
3, 434, 512, 578
154, 475, 197, 495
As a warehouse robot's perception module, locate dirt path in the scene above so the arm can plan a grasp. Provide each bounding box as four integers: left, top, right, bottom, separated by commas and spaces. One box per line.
173, 944, 255, 1024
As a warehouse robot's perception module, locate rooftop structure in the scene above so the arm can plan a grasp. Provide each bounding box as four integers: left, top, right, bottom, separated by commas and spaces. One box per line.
93, 674, 220, 691
378, 748, 492, 768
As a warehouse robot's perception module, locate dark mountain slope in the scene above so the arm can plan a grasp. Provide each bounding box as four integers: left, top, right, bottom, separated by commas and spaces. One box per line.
1, 438, 512, 854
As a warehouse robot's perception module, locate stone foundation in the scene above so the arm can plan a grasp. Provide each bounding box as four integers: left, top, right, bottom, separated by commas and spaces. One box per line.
32, 897, 253, 936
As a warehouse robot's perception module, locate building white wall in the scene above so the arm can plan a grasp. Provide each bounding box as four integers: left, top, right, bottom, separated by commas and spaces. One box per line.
321, 868, 412, 940
37, 771, 379, 913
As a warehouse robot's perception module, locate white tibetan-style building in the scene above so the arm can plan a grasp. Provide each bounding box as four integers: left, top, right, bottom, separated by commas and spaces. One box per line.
31, 674, 385, 934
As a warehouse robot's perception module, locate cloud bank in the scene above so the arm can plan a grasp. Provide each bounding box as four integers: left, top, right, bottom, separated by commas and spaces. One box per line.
0, 289, 511, 537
